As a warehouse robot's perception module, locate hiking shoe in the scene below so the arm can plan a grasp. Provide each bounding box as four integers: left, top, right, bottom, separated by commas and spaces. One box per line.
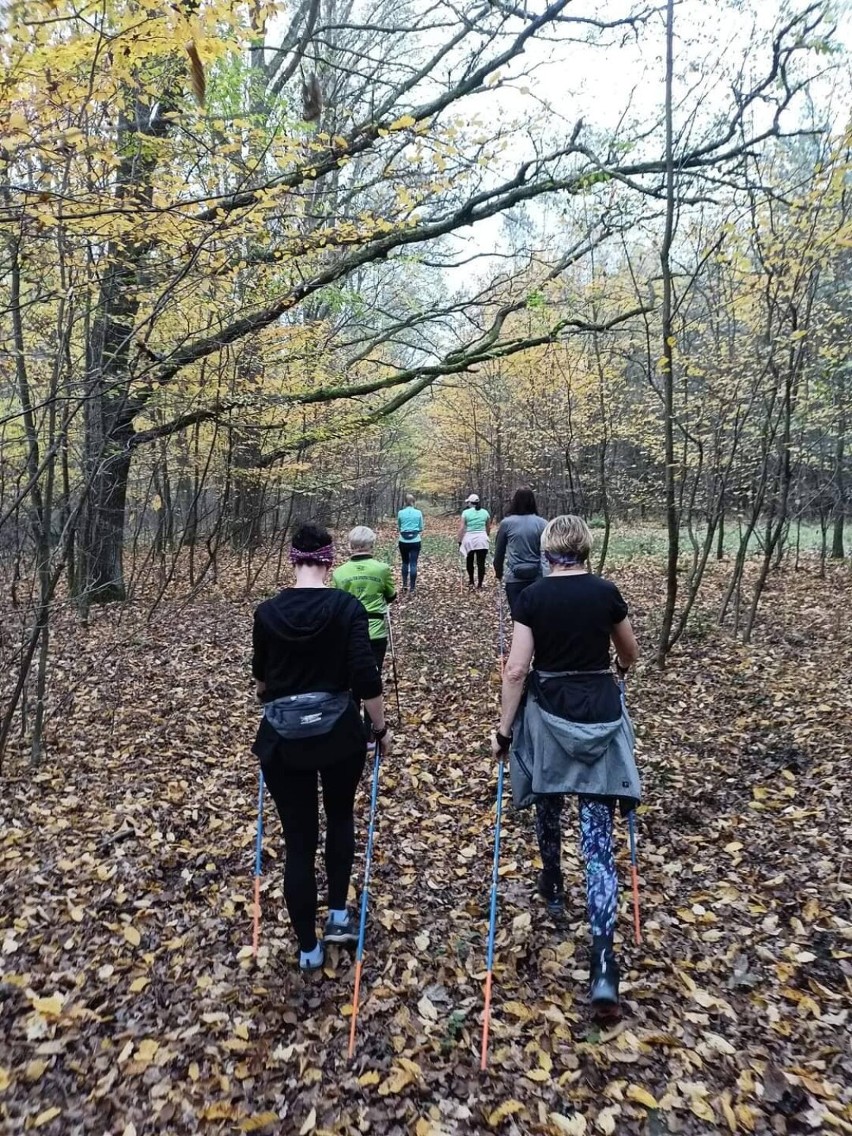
589, 937, 621, 1023
536, 870, 565, 917
324, 910, 359, 945
299, 944, 325, 973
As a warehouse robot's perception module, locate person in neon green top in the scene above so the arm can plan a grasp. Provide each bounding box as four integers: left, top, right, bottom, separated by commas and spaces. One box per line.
458, 492, 491, 588
332, 525, 397, 682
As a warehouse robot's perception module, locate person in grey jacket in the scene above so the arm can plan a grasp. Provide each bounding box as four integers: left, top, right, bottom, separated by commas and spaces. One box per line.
490, 514, 639, 1022
493, 487, 548, 618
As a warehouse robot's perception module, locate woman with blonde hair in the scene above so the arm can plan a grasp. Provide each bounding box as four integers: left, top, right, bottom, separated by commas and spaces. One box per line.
491, 514, 640, 1021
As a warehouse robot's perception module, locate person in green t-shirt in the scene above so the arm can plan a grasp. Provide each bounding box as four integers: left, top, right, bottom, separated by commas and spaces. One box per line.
458, 493, 491, 588
332, 526, 397, 693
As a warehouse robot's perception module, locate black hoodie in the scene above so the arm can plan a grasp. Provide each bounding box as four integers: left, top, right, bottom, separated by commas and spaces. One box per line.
251, 588, 382, 769
252, 587, 382, 701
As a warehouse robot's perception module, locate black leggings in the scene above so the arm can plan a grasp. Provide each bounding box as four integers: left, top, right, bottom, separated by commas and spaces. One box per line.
466, 549, 487, 586
261, 751, 366, 951
363, 637, 387, 729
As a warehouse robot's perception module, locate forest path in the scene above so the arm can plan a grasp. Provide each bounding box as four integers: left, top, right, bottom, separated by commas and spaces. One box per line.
1, 548, 850, 1135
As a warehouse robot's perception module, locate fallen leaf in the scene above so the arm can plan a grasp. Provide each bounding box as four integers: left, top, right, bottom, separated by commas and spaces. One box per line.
626, 1085, 658, 1109
241, 1113, 280, 1132
34, 1108, 62, 1128
487, 1100, 526, 1127
549, 1113, 587, 1135
596, 1107, 618, 1135
32, 994, 63, 1016
298, 1107, 316, 1135
417, 994, 438, 1022
25, 1059, 48, 1082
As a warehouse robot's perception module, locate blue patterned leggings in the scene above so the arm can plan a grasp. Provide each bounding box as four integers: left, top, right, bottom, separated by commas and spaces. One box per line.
535, 796, 617, 938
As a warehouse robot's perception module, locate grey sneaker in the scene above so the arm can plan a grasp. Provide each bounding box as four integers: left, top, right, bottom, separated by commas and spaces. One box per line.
324, 910, 359, 945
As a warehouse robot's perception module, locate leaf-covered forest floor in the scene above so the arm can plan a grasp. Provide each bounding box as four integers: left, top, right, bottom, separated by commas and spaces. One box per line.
1, 537, 851, 1136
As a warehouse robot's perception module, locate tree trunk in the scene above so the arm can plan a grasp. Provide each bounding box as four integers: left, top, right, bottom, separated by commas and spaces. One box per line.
76, 98, 173, 606
656, 0, 678, 668
831, 398, 845, 558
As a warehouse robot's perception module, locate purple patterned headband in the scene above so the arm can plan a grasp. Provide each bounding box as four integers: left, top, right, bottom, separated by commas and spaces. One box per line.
544, 550, 585, 567
289, 543, 335, 566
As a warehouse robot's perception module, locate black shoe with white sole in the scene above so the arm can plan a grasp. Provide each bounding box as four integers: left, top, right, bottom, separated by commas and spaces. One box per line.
589, 936, 621, 1022
536, 869, 565, 917
324, 911, 359, 945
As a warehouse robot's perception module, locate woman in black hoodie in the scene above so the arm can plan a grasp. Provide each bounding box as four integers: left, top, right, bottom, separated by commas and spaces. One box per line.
252, 522, 392, 971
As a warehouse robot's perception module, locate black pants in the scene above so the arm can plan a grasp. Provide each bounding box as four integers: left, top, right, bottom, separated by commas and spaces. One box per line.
398, 542, 421, 589
262, 750, 366, 952
362, 637, 387, 730
466, 549, 487, 586
505, 576, 538, 618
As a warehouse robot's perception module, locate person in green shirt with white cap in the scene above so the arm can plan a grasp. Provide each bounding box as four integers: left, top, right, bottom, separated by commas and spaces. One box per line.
458, 493, 491, 589
332, 527, 397, 723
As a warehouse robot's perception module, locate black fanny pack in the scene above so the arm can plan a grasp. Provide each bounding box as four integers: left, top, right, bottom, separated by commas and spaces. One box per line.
512, 562, 541, 581
263, 691, 352, 740
400, 531, 419, 541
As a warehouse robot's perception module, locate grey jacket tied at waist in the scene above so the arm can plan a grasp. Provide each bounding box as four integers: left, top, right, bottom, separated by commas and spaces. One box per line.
509, 674, 640, 813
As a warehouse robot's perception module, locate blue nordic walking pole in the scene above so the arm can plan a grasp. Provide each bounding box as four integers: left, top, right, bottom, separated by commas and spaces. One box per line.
348, 740, 382, 1058
251, 770, 265, 957
480, 755, 506, 1071
618, 670, 642, 946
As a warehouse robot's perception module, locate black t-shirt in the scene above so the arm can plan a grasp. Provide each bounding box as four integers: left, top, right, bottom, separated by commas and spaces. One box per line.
514, 573, 629, 724
514, 573, 628, 671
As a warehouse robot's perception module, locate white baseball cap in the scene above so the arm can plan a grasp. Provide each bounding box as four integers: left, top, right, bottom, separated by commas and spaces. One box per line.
465, 493, 480, 504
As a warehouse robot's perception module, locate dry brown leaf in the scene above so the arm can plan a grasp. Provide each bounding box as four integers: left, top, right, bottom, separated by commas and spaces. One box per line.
298, 1108, 316, 1135
626, 1085, 658, 1109
34, 1108, 62, 1128
241, 1113, 280, 1132
487, 1100, 526, 1127
549, 1113, 587, 1135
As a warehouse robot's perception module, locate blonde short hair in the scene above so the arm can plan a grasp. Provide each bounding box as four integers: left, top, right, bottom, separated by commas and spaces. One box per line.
541, 515, 592, 562
349, 525, 376, 552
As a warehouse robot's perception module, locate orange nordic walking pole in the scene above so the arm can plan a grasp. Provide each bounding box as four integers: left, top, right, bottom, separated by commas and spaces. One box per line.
480, 756, 506, 1070
251, 771, 265, 957
348, 740, 382, 1058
